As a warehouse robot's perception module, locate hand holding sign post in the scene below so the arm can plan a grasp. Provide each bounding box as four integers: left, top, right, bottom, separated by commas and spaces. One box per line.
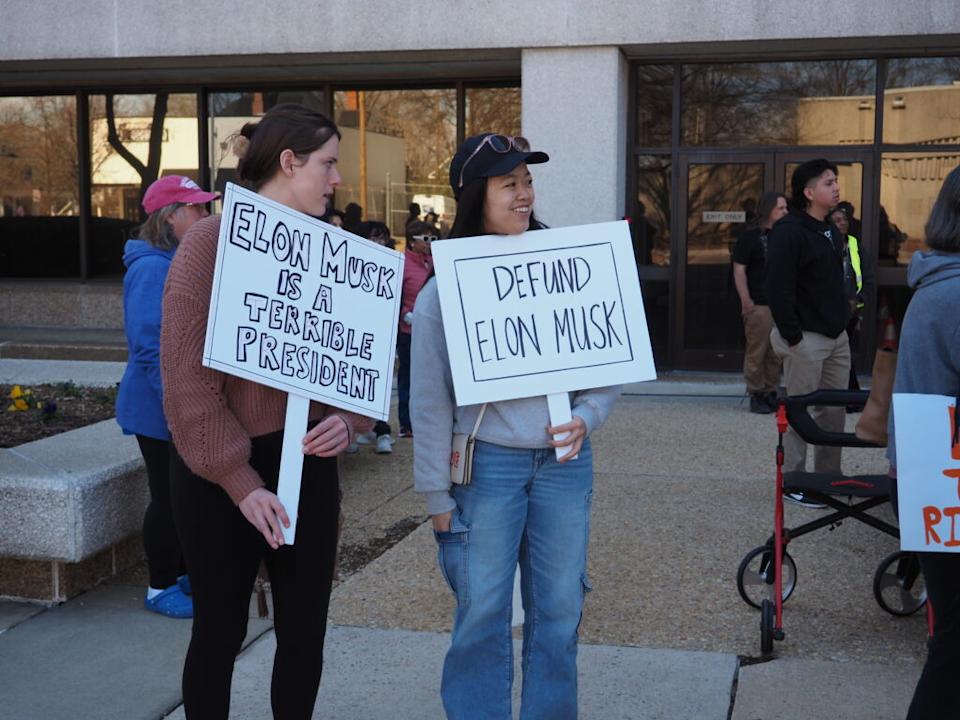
431, 220, 656, 456
204, 183, 403, 544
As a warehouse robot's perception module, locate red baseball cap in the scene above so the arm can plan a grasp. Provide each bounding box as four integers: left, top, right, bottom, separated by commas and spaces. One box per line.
142, 175, 220, 214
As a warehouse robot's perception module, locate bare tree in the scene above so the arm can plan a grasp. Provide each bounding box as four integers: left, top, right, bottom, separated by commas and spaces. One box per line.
103, 92, 169, 220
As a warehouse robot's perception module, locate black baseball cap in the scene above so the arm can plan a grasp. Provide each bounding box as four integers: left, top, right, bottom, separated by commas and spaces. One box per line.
449, 133, 549, 200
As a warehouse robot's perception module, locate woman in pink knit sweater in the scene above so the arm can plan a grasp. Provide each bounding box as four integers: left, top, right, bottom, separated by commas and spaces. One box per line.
160, 103, 372, 719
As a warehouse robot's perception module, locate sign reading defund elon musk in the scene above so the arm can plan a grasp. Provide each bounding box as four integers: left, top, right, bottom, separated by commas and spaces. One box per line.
430, 221, 655, 406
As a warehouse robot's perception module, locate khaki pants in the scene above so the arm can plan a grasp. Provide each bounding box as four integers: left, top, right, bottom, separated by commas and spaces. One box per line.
770, 329, 851, 474
742, 305, 781, 393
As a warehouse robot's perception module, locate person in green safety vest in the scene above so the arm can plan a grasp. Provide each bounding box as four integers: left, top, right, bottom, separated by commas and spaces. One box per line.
831, 205, 870, 399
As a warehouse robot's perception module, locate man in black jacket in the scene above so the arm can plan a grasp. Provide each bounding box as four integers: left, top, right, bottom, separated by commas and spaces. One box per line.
765, 159, 850, 505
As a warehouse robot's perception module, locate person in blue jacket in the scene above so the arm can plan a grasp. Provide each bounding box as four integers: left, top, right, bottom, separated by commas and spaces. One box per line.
116, 175, 219, 618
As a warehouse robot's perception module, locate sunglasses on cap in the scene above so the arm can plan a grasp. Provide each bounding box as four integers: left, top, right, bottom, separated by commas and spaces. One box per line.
457, 134, 530, 189
411, 234, 438, 243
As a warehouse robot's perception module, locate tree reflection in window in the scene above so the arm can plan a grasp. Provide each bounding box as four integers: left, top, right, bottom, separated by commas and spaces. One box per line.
682, 60, 876, 146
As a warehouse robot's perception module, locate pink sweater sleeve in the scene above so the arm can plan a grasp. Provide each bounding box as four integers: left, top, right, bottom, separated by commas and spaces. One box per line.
160, 217, 264, 505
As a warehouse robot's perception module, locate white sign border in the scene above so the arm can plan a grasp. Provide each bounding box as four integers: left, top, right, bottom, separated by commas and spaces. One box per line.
201, 183, 402, 422
432, 220, 656, 407
451, 240, 638, 384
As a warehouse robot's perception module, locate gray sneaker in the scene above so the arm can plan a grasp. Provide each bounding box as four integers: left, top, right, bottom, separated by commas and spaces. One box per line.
376, 435, 394, 454
355, 431, 377, 445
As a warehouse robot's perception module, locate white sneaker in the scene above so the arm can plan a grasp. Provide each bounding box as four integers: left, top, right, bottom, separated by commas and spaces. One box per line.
376, 435, 393, 454
355, 431, 377, 446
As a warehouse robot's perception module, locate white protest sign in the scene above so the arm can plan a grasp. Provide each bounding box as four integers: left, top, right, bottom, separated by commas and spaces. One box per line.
893, 393, 960, 552
431, 220, 655, 456
204, 182, 403, 543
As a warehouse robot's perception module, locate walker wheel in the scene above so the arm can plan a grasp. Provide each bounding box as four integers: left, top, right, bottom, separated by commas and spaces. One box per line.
873, 551, 926, 616
760, 599, 775, 655
737, 545, 797, 610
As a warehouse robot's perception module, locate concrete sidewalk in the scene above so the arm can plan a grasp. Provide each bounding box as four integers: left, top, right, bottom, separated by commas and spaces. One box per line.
0, 358, 751, 395
165, 627, 739, 720
0, 358, 126, 387
0, 359, 924, 719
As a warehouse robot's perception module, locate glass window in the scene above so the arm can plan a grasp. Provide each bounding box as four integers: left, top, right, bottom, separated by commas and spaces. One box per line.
209, 90, 326, 198
635, 65, 673, 147
631, 155, 671, 266
89, 93, 199, 276
334, 89, 457, 242
465, 86, 521, 138
683, 161, 766, 353
0, 95, 80, 277
879, 151, 960, 266
631, 155, 671, 365
884, 58, 960, 144
682, 60, 877, 146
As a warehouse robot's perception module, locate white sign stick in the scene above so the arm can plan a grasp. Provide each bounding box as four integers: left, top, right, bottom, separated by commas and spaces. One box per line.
547, 391, 578, 462
276, 393, 310, 545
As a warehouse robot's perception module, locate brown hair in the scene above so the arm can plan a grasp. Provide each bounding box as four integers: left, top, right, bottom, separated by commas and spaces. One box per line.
236, 103, 341, 190
926, 164, 960, 252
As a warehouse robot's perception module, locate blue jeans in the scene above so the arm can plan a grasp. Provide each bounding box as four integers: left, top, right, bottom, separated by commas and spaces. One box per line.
435, 439, 594, 720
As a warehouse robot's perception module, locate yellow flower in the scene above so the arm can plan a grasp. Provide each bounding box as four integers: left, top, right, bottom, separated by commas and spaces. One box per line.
9, 385, 23, 399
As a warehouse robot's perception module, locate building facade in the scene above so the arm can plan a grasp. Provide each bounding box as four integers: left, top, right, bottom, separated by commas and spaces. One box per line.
3, 1, 960, 369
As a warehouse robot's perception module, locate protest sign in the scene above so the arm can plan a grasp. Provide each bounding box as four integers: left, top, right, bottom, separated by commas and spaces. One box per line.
893, 393, 960, 552
204, 182, 403, 542
431, 220, 655, 456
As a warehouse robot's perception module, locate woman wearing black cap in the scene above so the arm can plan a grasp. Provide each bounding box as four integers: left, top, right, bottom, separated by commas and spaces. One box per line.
410, 134, 621, 719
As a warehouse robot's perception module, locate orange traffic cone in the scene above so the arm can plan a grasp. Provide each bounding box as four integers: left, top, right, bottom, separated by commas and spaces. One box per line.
879, 314, 898, 351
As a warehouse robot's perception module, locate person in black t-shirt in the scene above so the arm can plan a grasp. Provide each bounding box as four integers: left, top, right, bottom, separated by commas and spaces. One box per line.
733, 192, 788, 413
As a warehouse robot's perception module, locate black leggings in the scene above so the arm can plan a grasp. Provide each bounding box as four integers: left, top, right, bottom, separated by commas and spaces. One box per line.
170, 430, 340, 720
136, 435, 184, 589
907, 552, 960, 719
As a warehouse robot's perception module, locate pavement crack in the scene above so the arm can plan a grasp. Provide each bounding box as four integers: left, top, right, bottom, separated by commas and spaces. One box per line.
337, 515, 424, 577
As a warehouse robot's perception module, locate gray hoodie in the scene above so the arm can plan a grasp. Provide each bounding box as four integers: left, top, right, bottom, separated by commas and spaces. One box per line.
888, 251, 960, 468
410, 278, 622, 515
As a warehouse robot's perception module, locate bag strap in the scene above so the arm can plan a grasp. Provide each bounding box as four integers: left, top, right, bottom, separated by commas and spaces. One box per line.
469, 403, 488, 440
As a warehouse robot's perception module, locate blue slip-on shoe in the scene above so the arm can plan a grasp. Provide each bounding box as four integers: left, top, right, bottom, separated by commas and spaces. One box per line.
144, 585, 193, 619
177, 575, 192, 595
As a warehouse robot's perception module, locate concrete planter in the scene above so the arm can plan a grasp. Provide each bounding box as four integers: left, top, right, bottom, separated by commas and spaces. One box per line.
0, 419, 147, 603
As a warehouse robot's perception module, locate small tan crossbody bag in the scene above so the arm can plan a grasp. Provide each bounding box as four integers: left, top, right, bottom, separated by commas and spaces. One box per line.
450, 403, 488, 486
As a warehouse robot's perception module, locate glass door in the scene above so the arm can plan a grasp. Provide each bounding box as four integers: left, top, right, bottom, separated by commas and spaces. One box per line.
677, 154, 773, 368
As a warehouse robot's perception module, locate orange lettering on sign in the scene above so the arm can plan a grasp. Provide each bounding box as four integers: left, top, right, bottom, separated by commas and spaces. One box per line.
944, 405, 960, 498
924, 505, 943, 545
945, 507, 960, 547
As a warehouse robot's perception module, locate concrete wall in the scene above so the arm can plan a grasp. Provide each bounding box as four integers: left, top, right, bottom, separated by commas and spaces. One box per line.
5, 1, 960, 61
523, 47, 629, 227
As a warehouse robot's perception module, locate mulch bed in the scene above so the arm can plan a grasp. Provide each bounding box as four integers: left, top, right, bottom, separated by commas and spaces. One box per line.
0, 383, 118, 448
